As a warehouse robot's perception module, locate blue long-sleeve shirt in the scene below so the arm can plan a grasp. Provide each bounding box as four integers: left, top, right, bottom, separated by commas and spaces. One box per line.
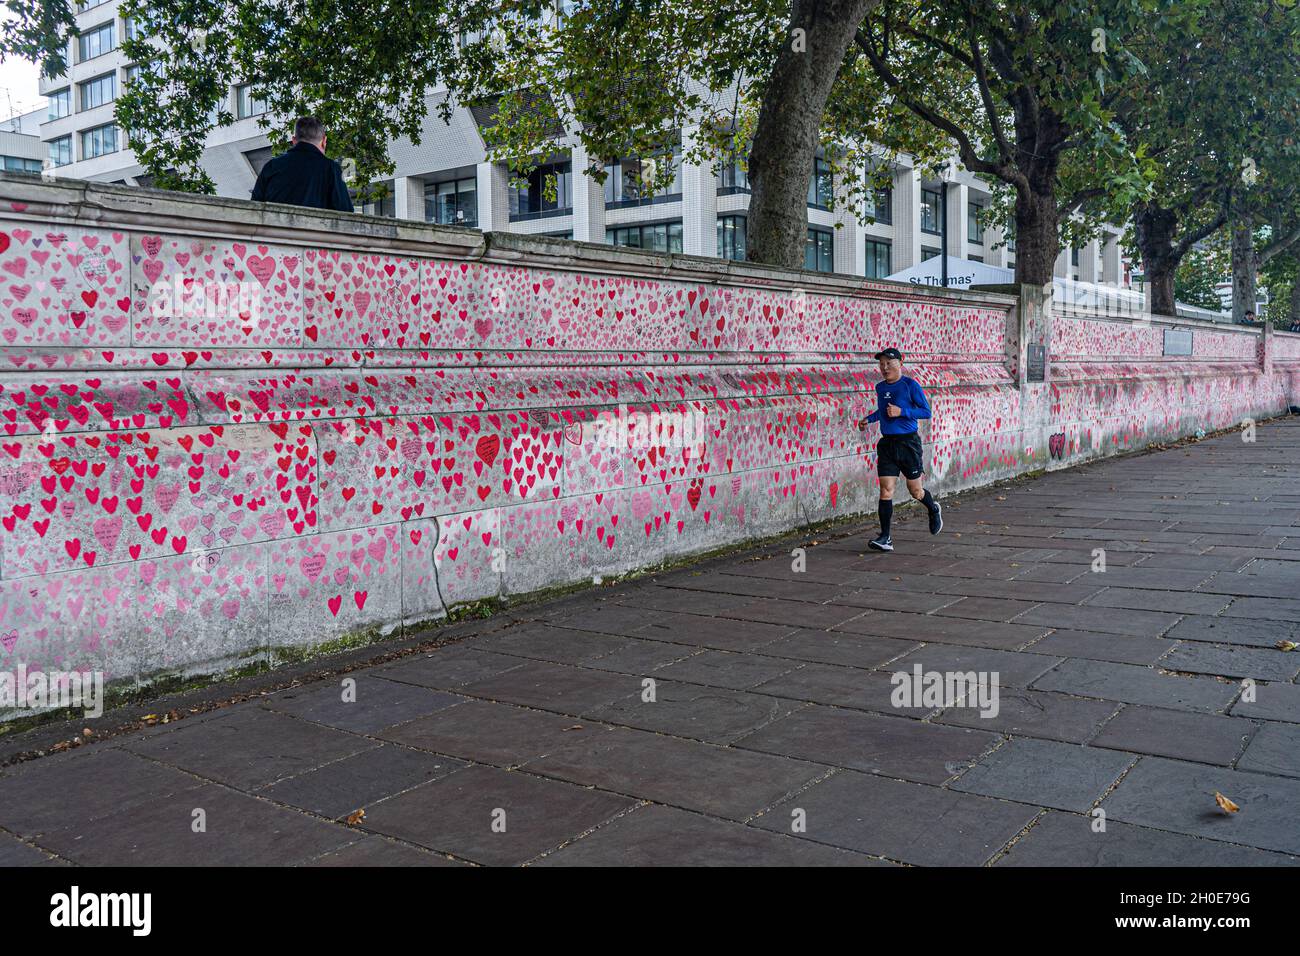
864, 375, 931, 435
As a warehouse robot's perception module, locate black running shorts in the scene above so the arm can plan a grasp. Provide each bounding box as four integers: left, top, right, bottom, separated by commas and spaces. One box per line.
876, 432, 924, 479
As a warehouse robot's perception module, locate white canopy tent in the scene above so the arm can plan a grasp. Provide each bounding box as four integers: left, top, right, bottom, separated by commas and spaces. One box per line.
884, 256, 1013, 290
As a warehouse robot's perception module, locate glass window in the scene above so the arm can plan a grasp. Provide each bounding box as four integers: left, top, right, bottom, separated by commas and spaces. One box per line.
122, 15, 139, 41
921, 188, 942, 234
717, 215, 747, 261
865, 239, 891, 279
124, 65, 140, 86
509, 161, 572, 219
805, 228, 833, 272
47, 88, 71, 121
236, 84, 267, 119
79, 123, 118, 159
606, 221, 684, 254
78, 22, 115, 62
78, 73, 116, 111
967, 202, 984, 243
970, 254, 984, 263
720, 149, 749, 193
1071, 246, 1080, 266
865, 184, 891, 224
78, 0, 112, 8
604, 148, 682, 205
47, 136, 72, 167
424, 178, 478, 227
807, 157, 833, 207
921, 246, 941, 261
1005, 221, 1015, 252
356, 185, 396, 217
2, 156, 43, 173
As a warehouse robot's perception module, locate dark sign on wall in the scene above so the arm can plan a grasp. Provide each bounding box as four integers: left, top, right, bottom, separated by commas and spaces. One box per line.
1026, 344, 1046, 382
1163, 329, 1193, 356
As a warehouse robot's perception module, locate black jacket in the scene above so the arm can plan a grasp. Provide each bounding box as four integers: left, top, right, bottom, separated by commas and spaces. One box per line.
250, 142, 354, 213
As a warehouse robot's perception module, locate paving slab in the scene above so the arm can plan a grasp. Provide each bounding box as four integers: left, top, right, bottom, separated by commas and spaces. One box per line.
0, 747, 206, 839
1089, 706, 1255, 766
749, 663, 938, 717
304, 836, 469, 867
752, 770, 1038, 866
0, 831, 66, 866
1014, 603, 1180, 638
1165, 616, 1296, 649
934, 689, 1120, 744
360, 764, 635, 866
258, 743, 470, 820
535, 803, 882, 867
579, 637, 699, 674
756, 629, 918, 668
652, 649, 800, 690
586, 681, 802, 745
1026, 630, 1176, 666
733, 704, 1000, 784
121, 707, 378, 790
890, 645, 1063, 688
379, 698, 612, 766
375, 645, 526, 690
1236, 722, 1300, 778
1102, 756, 1300, 855
471, 624, 639, 665
1031, 659, 1241, 713
951, 737, 1136, 811
35, 782, 356, 866
261, 677, 463, 734
1160, 642, 1300, 682
632, 610, 798, 651
836, 610, 1047, 650
1083, 588, 1232, 616
458, 659, 643, 715
524, 727, 828, 821
995, 811, 1297, 866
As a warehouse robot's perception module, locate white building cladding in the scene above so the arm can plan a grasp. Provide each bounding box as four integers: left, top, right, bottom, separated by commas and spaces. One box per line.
0, 109, 45, 174
37, 0, 1128, 286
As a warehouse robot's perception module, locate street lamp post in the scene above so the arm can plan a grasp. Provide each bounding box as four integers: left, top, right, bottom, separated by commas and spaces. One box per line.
939, 162, 954, 289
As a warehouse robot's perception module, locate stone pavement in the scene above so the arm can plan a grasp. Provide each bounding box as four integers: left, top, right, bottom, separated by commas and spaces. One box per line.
3, 419, 1300, 867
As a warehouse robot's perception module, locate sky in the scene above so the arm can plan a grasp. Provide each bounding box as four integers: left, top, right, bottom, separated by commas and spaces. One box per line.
0, 13, 46, 127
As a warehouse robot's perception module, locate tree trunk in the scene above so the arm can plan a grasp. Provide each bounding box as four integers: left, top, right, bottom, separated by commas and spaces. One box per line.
1009, 101, 1064, 288
1231, 218, 1257, 322
1134, 202, 1179, 316
1013, 187, 1060, 287
746, 0, 876, 269
1290, 273, 1300, 327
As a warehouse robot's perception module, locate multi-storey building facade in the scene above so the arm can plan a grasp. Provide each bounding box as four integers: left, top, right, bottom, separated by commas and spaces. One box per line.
0, 108, 45, 175
37, 0, 1129, 286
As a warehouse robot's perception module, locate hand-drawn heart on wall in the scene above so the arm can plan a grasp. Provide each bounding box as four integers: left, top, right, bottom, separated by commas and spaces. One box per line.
1048, 432, 1066, 459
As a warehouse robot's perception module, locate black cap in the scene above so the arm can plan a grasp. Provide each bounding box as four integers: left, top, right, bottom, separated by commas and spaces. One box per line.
874, 347, 903, 361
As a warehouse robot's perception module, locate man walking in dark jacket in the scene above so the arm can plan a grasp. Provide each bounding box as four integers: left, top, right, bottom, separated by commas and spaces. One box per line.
250, 116, 354, 213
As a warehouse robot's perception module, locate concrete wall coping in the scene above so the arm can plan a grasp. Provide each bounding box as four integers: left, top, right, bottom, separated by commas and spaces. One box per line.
0, 172, 1018, 310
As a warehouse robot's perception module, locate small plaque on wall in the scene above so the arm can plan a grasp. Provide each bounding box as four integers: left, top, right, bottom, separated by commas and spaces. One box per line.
1164, 329, 1193, 356
1026, 344, 1046, 382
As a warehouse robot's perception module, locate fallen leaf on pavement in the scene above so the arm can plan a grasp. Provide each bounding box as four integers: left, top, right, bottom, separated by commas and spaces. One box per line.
346, 808, 366, 826
1214, 791, 1240, 814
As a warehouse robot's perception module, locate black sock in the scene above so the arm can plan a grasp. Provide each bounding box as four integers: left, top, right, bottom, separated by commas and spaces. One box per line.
920, 489, 938, 513
879, 499, 893, 537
